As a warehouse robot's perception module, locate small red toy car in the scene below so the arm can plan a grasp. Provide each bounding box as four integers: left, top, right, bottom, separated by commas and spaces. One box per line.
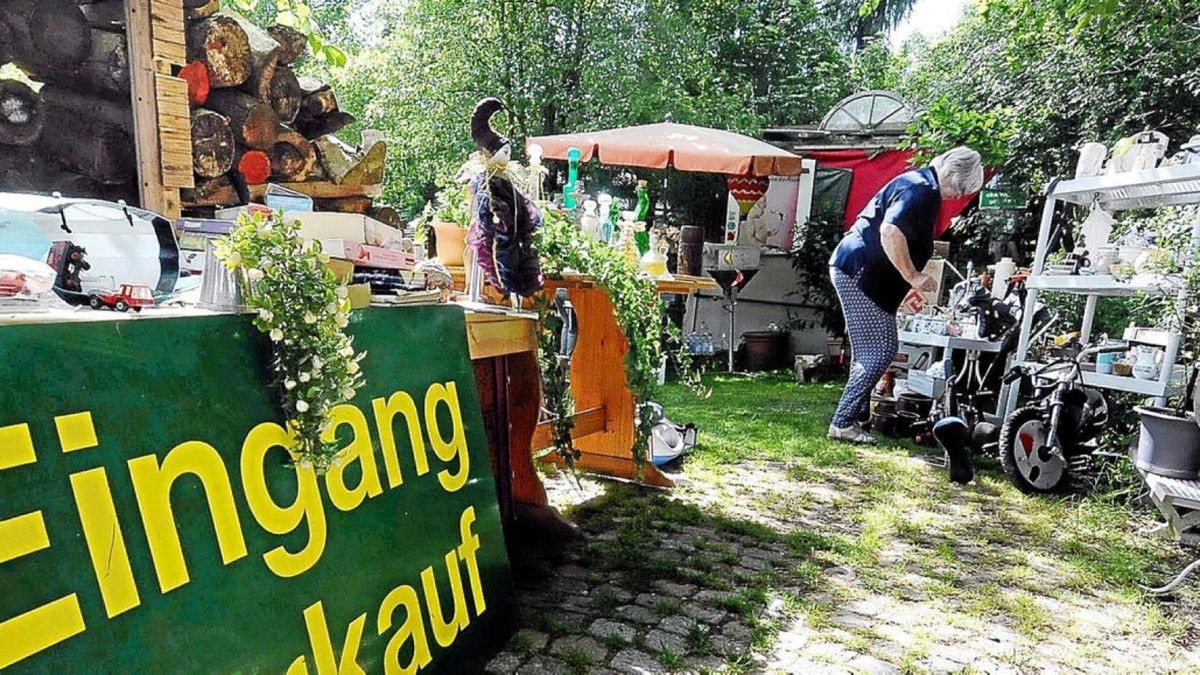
88, 284, 156, 312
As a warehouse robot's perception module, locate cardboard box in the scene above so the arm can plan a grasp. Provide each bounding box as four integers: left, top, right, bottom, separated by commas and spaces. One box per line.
346, 283, 372, 309
898, 259, 946, 315
289, 212, 369, 246
344, 243, 415, 271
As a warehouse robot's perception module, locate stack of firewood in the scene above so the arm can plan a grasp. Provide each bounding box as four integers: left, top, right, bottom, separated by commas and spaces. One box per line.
181, 4, 387, 213
0, 0, 390, 219
0, 0, 139, 202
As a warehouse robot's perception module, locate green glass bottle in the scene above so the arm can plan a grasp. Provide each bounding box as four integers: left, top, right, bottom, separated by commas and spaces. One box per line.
634, 180, 651, 254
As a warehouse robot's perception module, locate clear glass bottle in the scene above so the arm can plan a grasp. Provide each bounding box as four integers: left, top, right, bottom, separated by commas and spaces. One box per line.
640, 232, 669, 278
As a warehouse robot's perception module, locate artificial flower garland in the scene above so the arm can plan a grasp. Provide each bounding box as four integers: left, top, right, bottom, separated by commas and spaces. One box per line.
217, 211, 366, 472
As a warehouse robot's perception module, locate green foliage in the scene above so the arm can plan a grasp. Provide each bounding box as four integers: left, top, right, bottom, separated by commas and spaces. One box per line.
822, 0, 919, 50
319, 0, 857, 217
225, 0, 347, 65
537, 205, 704, 471
216, 212, 366, 472
535, 296, 580, 470
902, 97, 1012, 167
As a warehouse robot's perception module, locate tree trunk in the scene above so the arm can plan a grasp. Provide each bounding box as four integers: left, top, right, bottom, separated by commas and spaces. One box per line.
267, 24, 306, 65
72, 28, 130, 95
269, 128, 316, 181
314, 134, 386, 186
295, 110, 355, 141
40, 105, 135, 184
206, 89, 278, 149
40, 84, 132, 135
182, 175, 238, 207
3, 0, 92, 74
267, 65, 301, 123
190, 108, 235, 178
223, 10, 281, 101
186, 0, 221, 21
78, 0, 126, 33
186, 14, 251, 88
0, 79, 45, 145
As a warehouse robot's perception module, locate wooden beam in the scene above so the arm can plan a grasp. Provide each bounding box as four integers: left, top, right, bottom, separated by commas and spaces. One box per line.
465, 312, 537, 359
531, 406, 609, 451
126, 0, 184, 218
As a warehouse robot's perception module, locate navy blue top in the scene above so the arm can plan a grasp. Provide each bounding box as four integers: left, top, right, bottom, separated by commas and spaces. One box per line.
829, 167, 942, 312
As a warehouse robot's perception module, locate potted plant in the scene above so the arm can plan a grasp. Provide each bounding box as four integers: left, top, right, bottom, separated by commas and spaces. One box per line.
1131, 206, 1200, 479
415, 186, 471, 266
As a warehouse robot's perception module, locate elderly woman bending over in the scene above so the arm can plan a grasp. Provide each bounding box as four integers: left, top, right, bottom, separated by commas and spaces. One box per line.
826, 147, 985, 445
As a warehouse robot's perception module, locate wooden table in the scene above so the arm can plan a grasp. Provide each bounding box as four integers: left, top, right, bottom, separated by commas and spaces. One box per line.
455, 272, 717, 489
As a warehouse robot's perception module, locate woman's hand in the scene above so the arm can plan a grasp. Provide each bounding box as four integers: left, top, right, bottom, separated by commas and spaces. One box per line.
908, 272, 937, 293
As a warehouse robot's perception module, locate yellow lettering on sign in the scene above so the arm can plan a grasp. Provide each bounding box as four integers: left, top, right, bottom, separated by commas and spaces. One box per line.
371, 392, 429, 487
128, 441, 248, 593
420, 552, 469, 648
240, 422, 328, 579
423, 383, 469, 493
377, 584, 432, 675
70, 468, 141, 617
0, 595, 86, 669
301, 601, 367, 675
457, 507, 486, 616
54, 412, 99, 453
0, 422, 36, 469
322, 405, 384, 512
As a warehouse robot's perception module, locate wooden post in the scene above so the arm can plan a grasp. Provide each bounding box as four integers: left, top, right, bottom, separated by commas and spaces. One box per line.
125, 0, 192, 219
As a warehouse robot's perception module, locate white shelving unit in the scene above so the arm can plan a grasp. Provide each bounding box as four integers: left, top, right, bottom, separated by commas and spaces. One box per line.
1000, 164, 1200, 415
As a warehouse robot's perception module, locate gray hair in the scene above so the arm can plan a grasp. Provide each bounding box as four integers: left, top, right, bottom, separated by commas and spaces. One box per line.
931, 146, 985, 195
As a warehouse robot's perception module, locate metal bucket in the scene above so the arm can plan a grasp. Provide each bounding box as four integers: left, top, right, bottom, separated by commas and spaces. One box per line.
1135, 406, 1200, 479
197, 239, 249, 312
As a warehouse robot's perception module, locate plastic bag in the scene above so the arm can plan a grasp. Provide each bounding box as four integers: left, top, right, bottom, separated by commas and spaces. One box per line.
0, 254, 57, 300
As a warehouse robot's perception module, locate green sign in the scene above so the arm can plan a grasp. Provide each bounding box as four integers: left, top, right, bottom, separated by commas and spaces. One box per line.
0, 306, 513, 673
979, 188, 1027, 210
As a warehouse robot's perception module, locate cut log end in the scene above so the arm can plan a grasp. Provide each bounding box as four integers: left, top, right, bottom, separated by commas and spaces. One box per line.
186, 15, 251, 88
269, 130, 317, 182
267, 24, 307, 65
0, 80, 46, 146
237, 149, 271, 185
191, 108, 236, 179
180, 61, 211, 106
268, 66, 302, 124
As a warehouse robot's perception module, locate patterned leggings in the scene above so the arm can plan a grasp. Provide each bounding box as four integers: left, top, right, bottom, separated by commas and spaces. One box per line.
830, 267, 898, 428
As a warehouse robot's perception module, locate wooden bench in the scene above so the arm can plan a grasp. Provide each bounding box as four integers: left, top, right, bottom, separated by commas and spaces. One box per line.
1140, 471, 1200, 594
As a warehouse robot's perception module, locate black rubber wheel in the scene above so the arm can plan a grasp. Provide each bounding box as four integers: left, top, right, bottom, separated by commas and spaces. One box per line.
88, 295, 102, 310
115, 300, 129, 312
1000, 406, 1072, 494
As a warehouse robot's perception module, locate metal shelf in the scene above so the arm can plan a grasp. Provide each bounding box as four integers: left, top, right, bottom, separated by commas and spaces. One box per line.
1050, 164, 1200, 210
1024, 273, 1179, 297
1017, 362, 1182, 398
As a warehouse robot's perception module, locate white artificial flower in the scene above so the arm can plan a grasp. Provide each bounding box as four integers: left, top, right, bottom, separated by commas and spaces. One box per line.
261, 222, 273, 233
296, 400, 310, 413
299, 372, 311, 383
258, 308, 273, 322
348, 361, 360, 374
227, 251, 242, 266
311, 355, 323, 369
304, 312, 317, 324
284, 379, 296, 390
269, 328, 284, 342
340, 345, 354, 357
326, 303, 338, 314
247, 268, 265, 282
336, 287, 349, 299
336, 314, 349, 329
342, 387, 356, 400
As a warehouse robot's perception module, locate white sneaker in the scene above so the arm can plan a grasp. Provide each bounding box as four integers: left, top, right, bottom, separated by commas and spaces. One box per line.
827, 423, 876, 445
